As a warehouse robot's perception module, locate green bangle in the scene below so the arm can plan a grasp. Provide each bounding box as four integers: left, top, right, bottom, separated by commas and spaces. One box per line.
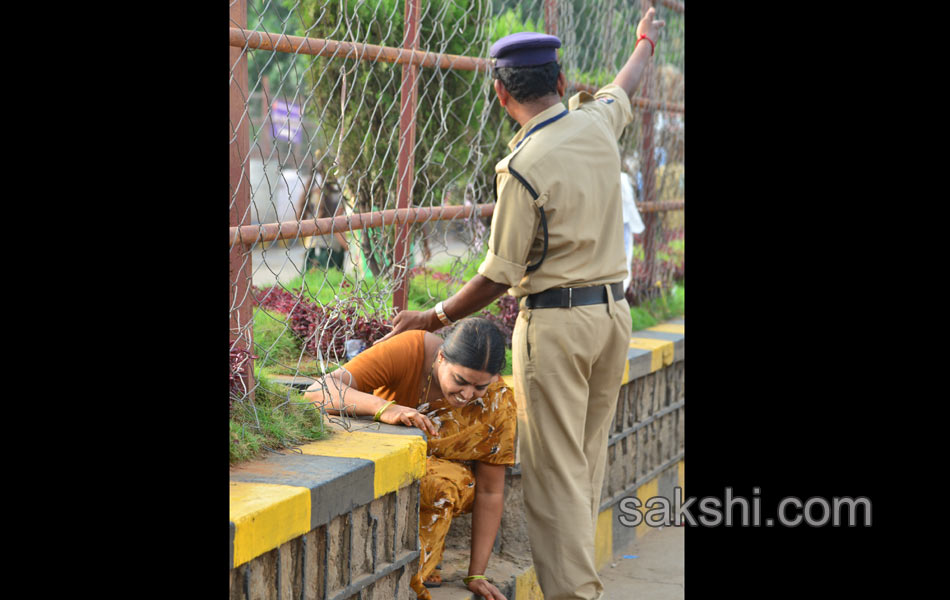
374, 401, 395, 422
463, 575, 489, 585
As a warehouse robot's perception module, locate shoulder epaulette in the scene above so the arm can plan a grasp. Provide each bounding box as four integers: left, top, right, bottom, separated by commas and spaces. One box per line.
493, 156, 548, 273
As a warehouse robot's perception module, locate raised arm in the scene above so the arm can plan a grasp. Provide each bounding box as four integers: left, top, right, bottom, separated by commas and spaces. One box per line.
303, 369, 439, 436
612, 6, 666, 100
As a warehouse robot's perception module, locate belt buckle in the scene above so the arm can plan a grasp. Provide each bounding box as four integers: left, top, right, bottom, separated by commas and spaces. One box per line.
567, 287, 573, 308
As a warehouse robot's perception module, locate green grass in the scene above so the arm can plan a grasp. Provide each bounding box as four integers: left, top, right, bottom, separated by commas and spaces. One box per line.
253, 308, 304, 369
406, 250, 482, 312
252, 308, 334, 378
230, 369, 329, 465
244, 259, 682, 461
407, 275, 462, 312
629, 283, 684, 331
265, 262, 472, 317
233, 280, 682, 463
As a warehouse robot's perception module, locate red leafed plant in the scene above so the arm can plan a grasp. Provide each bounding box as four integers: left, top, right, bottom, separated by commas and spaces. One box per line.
252, 285, 392, 362
478, 294, 518, 346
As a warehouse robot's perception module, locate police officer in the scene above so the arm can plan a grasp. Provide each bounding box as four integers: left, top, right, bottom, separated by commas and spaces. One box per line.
380, 8, 665, 599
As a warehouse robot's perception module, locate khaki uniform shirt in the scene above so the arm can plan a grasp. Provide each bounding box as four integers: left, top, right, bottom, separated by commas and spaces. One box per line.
477, 83, 634, 297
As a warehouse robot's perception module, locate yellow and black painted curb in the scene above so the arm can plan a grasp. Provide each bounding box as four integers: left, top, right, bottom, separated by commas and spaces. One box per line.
467, 458, 686, 600
595, 458, 685, 573
229, 422, 426, 569
503, 459, 685, 600
457, 317, 685, 600
230, 317, 684, 587
624, 318, 684, 383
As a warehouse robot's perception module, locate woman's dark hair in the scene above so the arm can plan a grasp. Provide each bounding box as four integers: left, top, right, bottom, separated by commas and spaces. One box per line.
493, 61, 561, 103
441, 317, 507, 375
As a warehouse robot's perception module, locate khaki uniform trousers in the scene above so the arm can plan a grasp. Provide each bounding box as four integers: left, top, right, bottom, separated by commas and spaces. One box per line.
512, 290, 631, 600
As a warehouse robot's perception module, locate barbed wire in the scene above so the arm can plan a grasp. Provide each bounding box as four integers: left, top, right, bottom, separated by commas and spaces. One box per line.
230, 0, 685, 426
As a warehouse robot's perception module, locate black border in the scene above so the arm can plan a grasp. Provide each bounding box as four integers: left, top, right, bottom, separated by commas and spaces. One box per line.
683, 2, 910, 595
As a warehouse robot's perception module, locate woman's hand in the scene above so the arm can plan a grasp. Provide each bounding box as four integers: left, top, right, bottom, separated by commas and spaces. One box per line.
467, 577, 507, 600
378, 402, 440, 437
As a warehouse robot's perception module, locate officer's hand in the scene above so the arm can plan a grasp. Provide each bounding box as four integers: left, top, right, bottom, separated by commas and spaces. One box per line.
378, 403, 439, 437
376, 309, 438, 344
636, 6, 666, 41
467, 578, 507, 600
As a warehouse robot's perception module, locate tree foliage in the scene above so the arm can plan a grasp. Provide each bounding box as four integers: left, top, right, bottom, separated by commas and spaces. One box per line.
293, 0, 507, 276
242, 1, 683, 278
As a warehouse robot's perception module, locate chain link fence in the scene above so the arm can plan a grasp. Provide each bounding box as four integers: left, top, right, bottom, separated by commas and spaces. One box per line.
229, 0, 684, 419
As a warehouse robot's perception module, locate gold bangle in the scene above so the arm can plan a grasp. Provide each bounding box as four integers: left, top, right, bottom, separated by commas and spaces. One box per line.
463, 575, 489, 585
374, 401, 395, 422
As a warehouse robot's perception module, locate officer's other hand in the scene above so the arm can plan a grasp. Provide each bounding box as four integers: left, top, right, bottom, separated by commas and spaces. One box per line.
467, 578, 507, 600
375, 309, 433, 345
636, 6, 666, 41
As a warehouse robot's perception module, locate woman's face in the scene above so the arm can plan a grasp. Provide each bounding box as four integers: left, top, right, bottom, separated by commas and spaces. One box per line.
436, 351, 500, 408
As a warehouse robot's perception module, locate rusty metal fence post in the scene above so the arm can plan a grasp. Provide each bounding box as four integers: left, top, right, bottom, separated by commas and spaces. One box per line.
544, 0, 558, 36
638, 0, 659, 299
393, 0, 422, 313
230, 0, 254, 398
227, 0, 684, 372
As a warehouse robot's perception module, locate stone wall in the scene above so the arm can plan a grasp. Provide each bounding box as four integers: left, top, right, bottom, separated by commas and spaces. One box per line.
229, 425, 427, 600
229, 319, 685, 599
229, 485, 420, 600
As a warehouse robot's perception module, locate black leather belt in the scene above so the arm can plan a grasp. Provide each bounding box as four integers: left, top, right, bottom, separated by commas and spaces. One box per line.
525, 282, 624, 309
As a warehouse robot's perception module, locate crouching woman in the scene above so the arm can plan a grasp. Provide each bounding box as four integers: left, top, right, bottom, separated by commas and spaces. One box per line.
304, 317, 514, 600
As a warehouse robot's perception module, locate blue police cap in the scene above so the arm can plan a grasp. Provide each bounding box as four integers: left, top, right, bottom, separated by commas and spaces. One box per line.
490, 32, 561, 68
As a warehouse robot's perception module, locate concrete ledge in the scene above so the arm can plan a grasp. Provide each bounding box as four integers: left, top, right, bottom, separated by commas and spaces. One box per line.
230, 480, 313, 570
231, 316, 684, 596
602, 457, 685, 571
295, 428, 427, 498
229, 420, 427, 569
635, 323, 684, 361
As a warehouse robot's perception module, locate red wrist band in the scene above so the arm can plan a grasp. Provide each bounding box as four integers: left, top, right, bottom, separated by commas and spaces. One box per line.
636, 34, 655, 56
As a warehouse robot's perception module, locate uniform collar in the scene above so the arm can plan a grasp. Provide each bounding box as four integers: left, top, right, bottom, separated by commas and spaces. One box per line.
507, 102, 568, 152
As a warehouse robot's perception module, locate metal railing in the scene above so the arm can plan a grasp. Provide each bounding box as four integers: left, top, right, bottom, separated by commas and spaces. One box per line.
229, 0, 684, 401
